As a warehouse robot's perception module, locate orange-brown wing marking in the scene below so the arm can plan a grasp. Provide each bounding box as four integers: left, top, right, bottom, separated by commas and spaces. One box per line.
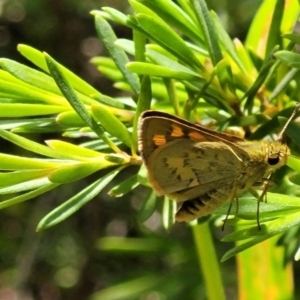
153, 134, 167, 146
171, 124, 185, 137
188, 131, 207, 142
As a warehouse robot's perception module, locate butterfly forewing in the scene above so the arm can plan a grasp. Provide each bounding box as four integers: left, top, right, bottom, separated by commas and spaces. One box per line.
139, 111, 247, 195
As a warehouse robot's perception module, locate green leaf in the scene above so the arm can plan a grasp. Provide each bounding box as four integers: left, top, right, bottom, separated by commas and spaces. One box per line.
214, 195, 300, 221
228, 114, 269, 127
245, 0, 276, 57
56, 111, 86, 127
127, 62, 200, 80
104, 154, 127, 164
11, 123, 63, 134
91, 56, 124, 82
92, 93, 128, 109
45, 53, 120, 153
0, 177, 50, 194
0, 118, 53, 130
265, 0, 284, 56
138, 190, 158, 222
146, 49, 203, 78
210, 11, 246, 73
269, 68, 300, 101
283, 33, 300, 44
287, 156, 300, 174
48, 163, 105, 184
221, 235, 269, 262
0, 78, 66, 106
0, 183, 59, 210
91, 105, 132, 147
108, 174, 139, 197
275, 50, 300, 68
130, 0, 168, 19
96, 236, 166, 252
245, 0, 299, 57
100, 7, 128, 25
46, 140, 102, 158
221, 211, 300, 261
249, 106, 297, 140
215, 59, 235, 93
130, 0, 204, 45
0, 128, 87, 161
45, 54, 97, 131
90, 275, 161, 300
17, 44, 100, 97
137, 164, 151, 187
0, 169, 50, 188
0, 153, 62, 170
243, 52, 276, 112
94, 15, 140, 94
234, 39, 256, 75
288, 173, 300, 186
37, 168, 121, 230
191, 0, 222, 65
134, 13, 202, 70
0, 58, 61, 95
177, 0, 198, 24
162, 196, 175, 230
205, 109, 228, 122
0, 104, 69, 117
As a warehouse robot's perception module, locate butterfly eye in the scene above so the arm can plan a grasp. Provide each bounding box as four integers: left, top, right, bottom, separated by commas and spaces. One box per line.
267, 154, 280, 165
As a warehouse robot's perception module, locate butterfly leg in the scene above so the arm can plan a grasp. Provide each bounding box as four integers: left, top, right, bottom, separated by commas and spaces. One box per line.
251, 178, 275, 202
250, 177, 271, 230
221, 185, 239, 230
257, 179, 270, 230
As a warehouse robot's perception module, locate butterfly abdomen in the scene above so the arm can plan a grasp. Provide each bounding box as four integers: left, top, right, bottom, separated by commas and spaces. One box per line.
175, 188, 231, 222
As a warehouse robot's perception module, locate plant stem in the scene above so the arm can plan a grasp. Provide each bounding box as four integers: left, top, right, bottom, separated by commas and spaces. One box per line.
192, 222, 226, 300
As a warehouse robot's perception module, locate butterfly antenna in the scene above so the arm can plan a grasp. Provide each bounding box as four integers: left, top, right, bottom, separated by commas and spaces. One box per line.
277, 103, 300, 141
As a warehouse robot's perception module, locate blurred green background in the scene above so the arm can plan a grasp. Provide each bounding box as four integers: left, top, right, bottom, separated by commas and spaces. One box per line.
0, 1, 286, 299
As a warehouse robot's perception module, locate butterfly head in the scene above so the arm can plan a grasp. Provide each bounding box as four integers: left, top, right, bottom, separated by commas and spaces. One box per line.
266, 141, 290, 171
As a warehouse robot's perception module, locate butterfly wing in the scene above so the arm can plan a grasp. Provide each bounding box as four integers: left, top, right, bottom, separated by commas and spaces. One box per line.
138, 110, 293, 222
138, 111, 247, 197
139, 111, 244, 159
